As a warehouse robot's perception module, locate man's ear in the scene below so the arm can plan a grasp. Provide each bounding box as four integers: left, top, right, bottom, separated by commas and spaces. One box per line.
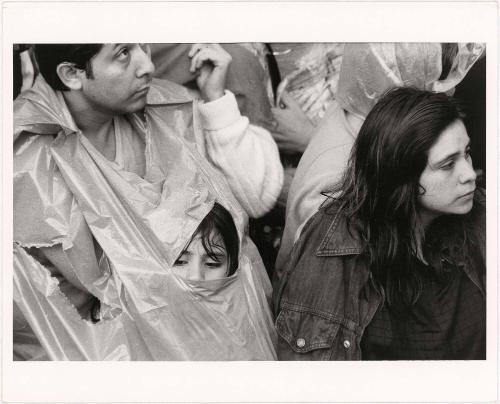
56, 62, 84, 90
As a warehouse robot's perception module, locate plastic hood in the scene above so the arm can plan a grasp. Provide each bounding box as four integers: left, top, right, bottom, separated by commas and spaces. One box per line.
336, 42, 485, 118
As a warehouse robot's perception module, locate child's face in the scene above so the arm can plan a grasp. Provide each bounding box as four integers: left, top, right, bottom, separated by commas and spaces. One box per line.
173, 234, 229, 281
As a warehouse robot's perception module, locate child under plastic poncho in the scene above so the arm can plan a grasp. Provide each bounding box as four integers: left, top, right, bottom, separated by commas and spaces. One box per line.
14, 199, 277, 360
172, 203, 239, 282
14, 167, 277, 361
13, 43, 278, 361
89, 203, 243, 318
13, 123, 278, 359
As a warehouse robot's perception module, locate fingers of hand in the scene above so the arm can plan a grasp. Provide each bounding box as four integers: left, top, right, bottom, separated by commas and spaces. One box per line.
189, 44, 231, 72
209, 43, 232, 61
271, 107, 294, 125
189, 48, 208, 73
271, 107, 282, 119
279, 91, 293, 108
280, 91, 305, 114
188, 43, 204, 57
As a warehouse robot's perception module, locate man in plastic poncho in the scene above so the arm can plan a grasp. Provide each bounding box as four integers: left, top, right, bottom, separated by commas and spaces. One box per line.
13, 43, 283, 360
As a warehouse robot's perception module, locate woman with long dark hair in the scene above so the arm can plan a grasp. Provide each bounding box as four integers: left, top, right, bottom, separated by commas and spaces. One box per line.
273, 87, 485, 360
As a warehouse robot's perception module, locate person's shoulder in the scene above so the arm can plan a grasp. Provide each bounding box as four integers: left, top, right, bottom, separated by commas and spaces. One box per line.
297, 199, 359, 254
302, 200, 342, 237
14, 132, 55, 168
309, 101, 349, 144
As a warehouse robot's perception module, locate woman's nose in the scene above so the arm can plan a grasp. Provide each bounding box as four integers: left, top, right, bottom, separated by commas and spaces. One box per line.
460, 158, 477, 184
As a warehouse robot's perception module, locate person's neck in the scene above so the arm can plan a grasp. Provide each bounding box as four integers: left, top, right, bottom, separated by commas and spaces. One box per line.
63, 92, 116, 161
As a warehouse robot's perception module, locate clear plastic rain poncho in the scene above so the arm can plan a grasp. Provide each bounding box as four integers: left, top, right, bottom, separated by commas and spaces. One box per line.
336, 42, 485, 119
13, 77, 277, 360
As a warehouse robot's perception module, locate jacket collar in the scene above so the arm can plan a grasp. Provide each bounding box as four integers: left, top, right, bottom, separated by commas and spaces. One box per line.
315, 205, 472, 260
315, 197, 485, 296
316, 204, 364, 257
14, 76, 194, 142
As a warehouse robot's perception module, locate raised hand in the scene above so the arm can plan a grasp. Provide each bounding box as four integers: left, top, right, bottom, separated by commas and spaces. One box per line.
271, 90, 315, 154
189, 43, 232, 102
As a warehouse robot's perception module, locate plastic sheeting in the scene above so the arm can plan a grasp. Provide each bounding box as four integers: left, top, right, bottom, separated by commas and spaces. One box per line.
273, 43, 344, 125
336, 42, 485, 119
13, 77, 277, 360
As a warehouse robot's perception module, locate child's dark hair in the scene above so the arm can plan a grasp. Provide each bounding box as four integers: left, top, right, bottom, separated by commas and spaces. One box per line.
191, 202, 239, 276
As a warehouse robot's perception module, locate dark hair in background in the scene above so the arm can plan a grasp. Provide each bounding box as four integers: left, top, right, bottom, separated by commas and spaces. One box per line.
439, 43, 459, 80
327, 87, 474, 307
190, 202, 240, 277
34, 44, 103, 91
13, 45, 23, 98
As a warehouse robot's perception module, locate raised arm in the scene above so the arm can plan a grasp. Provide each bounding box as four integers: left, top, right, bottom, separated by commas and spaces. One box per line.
190, 43, 284, 218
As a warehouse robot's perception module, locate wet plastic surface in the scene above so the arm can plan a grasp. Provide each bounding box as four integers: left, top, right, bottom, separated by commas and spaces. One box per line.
13, 77, 277, 360
337, 43, 485, 118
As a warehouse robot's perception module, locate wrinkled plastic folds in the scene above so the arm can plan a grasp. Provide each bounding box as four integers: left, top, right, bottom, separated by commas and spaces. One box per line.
274, 43, 344, 124
13, 77, 277, 360
337, 42, 485, 118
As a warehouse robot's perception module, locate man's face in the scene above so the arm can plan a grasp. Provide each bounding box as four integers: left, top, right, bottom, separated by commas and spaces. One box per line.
79, 44, 155, 115
418, 120, 477, 221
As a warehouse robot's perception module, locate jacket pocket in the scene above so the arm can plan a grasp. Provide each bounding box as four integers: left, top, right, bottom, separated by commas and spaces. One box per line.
276, 306, 340, 360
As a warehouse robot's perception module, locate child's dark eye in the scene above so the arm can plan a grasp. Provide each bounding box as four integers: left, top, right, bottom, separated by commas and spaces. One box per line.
206, 261, 222, 269
174, 258, 187, 266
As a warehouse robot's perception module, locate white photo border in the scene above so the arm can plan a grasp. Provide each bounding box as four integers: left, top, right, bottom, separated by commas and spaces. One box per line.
2, 1, 498, 402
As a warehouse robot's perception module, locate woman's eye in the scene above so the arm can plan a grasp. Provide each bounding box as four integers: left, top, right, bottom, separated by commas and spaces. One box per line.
206, 261, 222, 269
441, 160, 455, 170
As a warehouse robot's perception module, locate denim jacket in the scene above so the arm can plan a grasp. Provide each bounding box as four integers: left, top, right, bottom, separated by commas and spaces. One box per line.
273, 191, 486, 360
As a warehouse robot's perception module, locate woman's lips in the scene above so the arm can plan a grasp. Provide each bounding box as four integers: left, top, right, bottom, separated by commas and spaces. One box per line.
458, 189, 476, 199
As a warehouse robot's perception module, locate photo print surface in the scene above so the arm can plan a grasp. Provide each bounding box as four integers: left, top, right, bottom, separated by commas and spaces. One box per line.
12, 42, 487, 362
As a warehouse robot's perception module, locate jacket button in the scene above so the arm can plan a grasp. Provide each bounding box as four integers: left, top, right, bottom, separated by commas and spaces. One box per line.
343, 340, 351, 349
296, 338, 306, 348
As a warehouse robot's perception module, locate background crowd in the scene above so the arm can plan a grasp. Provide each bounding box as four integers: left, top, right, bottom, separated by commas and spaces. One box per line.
13, 42, 486, 360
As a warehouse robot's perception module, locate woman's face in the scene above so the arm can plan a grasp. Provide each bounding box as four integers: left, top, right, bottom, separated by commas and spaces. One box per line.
418, 120, 476, 223
172, 233, 228, 281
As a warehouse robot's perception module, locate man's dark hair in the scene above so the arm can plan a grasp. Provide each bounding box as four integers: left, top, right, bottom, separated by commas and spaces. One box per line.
34, 44, 103, 91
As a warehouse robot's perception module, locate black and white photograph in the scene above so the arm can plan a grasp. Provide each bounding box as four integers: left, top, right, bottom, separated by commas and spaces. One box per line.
2, 2, 498, 403
12, 41, 487, 361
